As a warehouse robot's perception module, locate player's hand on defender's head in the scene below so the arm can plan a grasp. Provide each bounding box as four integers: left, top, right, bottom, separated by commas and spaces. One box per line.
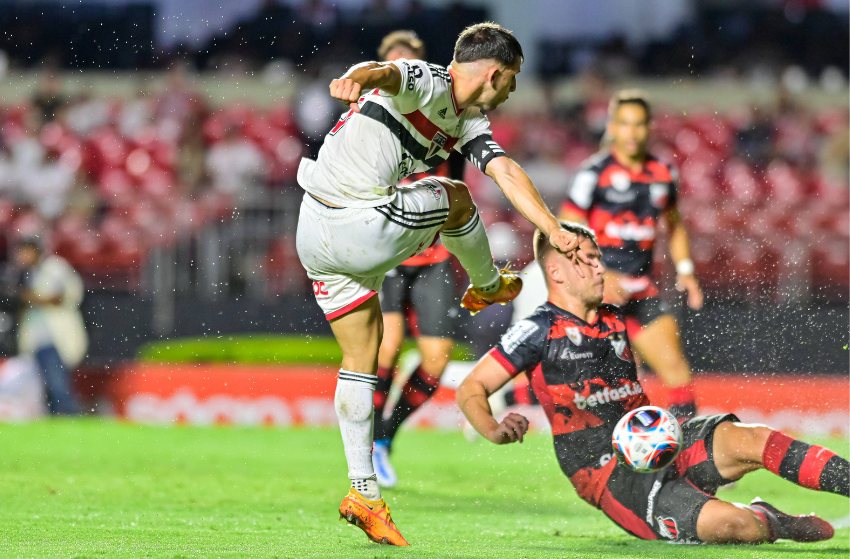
489, 412, 530, 445
329, 78, 363, 113
548, 227, 589, 265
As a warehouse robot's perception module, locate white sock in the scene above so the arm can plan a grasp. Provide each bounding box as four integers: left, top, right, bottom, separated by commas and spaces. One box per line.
441, 211, 500, 291
335, 370, 381, 500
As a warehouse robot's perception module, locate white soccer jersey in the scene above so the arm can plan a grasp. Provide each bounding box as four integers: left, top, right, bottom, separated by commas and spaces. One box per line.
297, 59, 507, 208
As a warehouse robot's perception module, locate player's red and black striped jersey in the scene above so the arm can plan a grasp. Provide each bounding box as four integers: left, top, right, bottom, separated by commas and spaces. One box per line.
561, 151, 678, 277
488, 302, 650, 505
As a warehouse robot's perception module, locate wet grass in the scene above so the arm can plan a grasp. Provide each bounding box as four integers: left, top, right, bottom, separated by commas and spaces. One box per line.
0, 420, 846, 558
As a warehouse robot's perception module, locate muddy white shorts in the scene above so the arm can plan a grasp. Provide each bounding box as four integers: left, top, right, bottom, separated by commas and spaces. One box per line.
296, 178, 451, 320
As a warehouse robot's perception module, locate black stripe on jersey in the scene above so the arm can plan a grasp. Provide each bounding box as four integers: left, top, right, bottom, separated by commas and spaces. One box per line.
441, 212, 480, 237
359, 101, 447, 168
426, 63, 450, 82
374, 207, 448, 230
461, 134, 505, 172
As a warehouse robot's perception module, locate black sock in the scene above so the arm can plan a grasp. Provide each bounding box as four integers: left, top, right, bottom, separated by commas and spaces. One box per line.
383, 366, 440, 442
763, 430, 850, 496
372, 366, 393, 440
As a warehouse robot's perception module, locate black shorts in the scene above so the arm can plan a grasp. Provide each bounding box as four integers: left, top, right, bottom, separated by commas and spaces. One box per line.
622, 296, 672, 326
621, 296, 672, 339
380, 259, 459, 338
598, 413, 739, 543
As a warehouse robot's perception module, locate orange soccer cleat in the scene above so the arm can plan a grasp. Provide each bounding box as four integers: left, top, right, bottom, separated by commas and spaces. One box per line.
338, 488, 410, 546
461, 269, 523, 315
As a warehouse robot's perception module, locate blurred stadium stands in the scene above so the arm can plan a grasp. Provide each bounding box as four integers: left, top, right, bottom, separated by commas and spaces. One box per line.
0, 0, 845, 373
0, 77, 844, 298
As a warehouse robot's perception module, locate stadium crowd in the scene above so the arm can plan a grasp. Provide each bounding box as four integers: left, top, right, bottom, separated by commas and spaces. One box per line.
0, 67, 845, 302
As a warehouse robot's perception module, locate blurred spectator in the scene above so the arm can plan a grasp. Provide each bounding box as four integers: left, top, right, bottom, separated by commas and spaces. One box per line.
13, 237, 87, 415
520, 139, 573, 209
177, 118, 209, 196
31, 72, 66, 125
735, 106, 776, 168
205, 124, 268, 203
19, 149, 76, 220
64, 93, 112, 137
119, 87, 155, 139
819, 114, 849, 184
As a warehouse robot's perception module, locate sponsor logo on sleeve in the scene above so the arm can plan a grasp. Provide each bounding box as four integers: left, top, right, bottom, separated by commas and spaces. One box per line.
500, 319, 539, 354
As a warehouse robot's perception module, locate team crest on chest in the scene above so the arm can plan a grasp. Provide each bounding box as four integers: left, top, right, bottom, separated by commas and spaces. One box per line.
425, 131, 448, 159
649, 182, 669, 207
610, 170, 631, 192
566, 326, 583, 346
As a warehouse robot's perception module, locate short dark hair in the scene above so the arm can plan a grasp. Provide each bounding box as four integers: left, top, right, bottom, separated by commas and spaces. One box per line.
378, 30, 425, 60
534, 222, 598, 266
608, 89, 652, 120
453, 22, 523, 66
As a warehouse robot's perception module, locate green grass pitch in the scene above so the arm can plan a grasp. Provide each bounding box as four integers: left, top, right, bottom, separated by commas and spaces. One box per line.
0, 420, 846, 558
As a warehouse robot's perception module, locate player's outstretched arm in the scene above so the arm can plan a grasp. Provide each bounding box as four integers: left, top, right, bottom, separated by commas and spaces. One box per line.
666, 207, 703, 310
485, 156, 583, 260
329, 62, 402, 112
457, 354, 529, 444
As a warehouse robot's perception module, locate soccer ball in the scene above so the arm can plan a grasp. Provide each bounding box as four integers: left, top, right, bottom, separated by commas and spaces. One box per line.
612, 406, 682, 473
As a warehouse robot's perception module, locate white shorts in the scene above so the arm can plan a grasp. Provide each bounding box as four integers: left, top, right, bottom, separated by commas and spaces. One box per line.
296, 178, 450, 320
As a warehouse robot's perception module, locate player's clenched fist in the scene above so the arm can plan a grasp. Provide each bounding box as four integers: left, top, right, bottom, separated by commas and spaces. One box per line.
489, 412, 529, 445
329, 78, 363, 112
548, 228, 583, 259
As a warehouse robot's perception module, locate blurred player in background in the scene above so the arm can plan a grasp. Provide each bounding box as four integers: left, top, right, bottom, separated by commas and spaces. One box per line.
459, 223, 847, 544
371, 30, 466, 489
295, 22, 581, 545
13, 237, 87, 415
512, 89, 701, 420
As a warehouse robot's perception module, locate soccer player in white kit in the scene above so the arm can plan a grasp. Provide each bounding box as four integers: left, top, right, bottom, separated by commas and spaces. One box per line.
295, 22, 581, 546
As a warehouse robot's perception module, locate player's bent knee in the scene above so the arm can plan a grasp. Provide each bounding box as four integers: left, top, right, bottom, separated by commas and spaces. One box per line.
734, 424, 773, 464
441, 179, 476, 226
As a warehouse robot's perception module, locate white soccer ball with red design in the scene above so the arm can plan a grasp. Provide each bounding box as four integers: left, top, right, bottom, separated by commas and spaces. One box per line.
612, 406, 682, 473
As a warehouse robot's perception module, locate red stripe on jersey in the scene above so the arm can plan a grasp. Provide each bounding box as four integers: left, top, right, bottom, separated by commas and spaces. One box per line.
624, 315, 643, 340
569, 459, 617, 505
602, 152, 674, 184
488, 347, 519, 376
548, 310, 627, 341
403, 110, 459, 153
645, 159, 673, 182
560, 200, 589, 220
599, 488, 658, 540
